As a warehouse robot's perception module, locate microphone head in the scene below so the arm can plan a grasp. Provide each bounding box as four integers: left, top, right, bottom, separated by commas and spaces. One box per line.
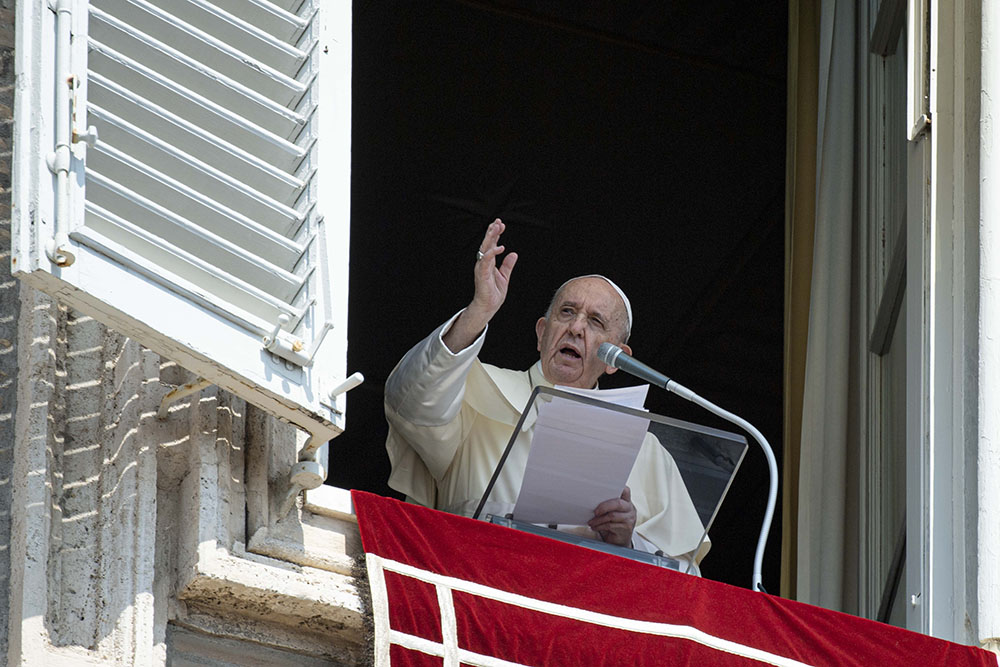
597, 342, 623, 366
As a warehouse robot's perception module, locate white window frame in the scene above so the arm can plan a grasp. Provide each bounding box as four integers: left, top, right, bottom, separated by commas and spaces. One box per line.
905, 0, 979, 643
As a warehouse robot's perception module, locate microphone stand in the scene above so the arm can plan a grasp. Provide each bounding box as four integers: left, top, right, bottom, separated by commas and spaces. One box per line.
601, 344, 776, 592
666, 379, 777, 593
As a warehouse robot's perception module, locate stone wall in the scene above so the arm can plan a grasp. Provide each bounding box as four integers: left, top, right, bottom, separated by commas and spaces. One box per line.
1, 1, 20, 659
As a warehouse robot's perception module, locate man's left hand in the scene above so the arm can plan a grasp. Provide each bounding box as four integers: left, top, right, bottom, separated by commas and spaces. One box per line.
588, 486, 636, 547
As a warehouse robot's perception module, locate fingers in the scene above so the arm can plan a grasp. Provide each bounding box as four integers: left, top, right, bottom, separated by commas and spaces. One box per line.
477, 219, 505, 257
592, 495, 630, 518
589, 487, 636, 546
468, 219, 517, 321
474, 220, 510, 276
593, 521, 633, 547
474, 245, 511, 288
591, 519, 634, 546
498, 251, 518, 281
472, 218, 516, 290
588, 509, 634, 531
480, 244, 505, 262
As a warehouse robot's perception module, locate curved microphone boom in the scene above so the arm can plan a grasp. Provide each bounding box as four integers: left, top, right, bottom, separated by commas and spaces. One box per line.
597, 342, 778, 593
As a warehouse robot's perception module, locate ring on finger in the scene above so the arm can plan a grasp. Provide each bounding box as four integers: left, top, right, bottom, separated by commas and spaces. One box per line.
476, 250, 485, 261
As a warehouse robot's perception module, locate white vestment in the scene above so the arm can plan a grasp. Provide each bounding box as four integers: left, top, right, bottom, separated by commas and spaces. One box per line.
384, 312, 709, 563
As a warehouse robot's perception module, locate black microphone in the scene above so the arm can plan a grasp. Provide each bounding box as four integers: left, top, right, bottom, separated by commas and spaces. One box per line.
597, 343, 672, 389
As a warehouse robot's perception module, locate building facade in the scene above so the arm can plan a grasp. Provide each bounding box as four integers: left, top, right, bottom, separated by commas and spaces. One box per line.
2, 0, 1000, 665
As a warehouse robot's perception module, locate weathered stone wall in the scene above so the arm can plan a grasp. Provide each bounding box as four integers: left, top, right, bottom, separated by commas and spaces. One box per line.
1, 1, 19, 659
9, 290, 159, 664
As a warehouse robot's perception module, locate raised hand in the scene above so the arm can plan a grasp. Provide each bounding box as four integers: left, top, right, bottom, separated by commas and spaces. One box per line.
442, 219, 518, 353
471, 219, 518, 318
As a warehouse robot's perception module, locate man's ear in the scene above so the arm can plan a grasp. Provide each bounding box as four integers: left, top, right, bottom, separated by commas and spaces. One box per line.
535, 317, 547, 352
604, 342, 632, 375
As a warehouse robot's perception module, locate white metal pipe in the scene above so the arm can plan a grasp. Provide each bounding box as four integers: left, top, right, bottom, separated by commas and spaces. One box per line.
980, 0, 1000, 648
328, 371, 364, 402
666, 380, 778, 593
45, 0, 75, 267
596, 342, 777, 591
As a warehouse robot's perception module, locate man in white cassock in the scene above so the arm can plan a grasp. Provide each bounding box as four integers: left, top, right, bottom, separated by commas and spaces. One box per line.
384, 219, 709, 569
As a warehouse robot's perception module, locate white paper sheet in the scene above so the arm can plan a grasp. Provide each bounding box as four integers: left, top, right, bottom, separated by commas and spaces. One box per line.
511, 384, 650, 525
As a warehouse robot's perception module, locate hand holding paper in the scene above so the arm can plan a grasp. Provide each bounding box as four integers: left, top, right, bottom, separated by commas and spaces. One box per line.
588, 486, 637, 546
511, 385, 650, 527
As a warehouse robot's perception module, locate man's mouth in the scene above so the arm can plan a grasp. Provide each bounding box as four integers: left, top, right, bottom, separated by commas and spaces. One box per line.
558, 346, 582, 360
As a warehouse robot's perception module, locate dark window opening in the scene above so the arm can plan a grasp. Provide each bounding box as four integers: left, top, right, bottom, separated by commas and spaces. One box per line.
331, 0, 788, 590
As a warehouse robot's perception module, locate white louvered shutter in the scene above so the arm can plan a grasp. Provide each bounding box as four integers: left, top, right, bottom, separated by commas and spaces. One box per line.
12, 0, 353, 448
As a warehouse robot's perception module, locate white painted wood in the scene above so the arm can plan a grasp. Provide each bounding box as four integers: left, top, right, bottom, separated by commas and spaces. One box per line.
925, 0, 957, 637
87, 71, 306, 199
13, 0, 354, 457
941, 2, 981, 646
86, 103, 302, 231
11, 0, 63, 274
903, 0, 980, 642
75, 207, 305, 324
979, 0, 1000, 647
143, 0, 310, 73
87, 141, 304, 256
88, 6, 308, 136
907, 0, 930, 138
923, 0, 980, 643
905, 128, 930, 636
94, 0, 308, 104
86, 42, 307, 168
202, 0, 310, 44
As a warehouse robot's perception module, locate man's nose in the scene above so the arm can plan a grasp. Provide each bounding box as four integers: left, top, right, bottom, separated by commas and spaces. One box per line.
568, 315, 586, 335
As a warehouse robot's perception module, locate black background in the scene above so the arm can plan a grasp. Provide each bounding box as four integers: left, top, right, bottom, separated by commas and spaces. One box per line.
330, 0, 788, 591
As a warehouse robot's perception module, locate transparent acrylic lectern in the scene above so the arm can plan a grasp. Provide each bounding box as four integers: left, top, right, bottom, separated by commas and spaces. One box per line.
475, 386, 747, 573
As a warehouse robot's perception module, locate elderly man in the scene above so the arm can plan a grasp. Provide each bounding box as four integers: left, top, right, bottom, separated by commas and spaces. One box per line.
385, 219, 707, 567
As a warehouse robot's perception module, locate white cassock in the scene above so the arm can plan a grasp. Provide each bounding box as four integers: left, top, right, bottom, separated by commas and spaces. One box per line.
384, 311, 710, 566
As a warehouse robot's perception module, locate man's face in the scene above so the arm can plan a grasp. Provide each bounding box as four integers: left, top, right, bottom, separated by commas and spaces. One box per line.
535, 277, 632, 388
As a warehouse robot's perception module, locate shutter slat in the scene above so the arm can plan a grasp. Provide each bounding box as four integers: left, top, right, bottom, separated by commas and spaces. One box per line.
93, 0, 308, 101
88, 104, 303, 233
88, 73, 306, 202
271, 0, 311, 15
87, 43, 307, 169
145, 0, 309, 73
90, 7, 309, 135
73, 216, 307, 336
193, 0, 309, 43
84, 170, 305, 302
88, 142, 304, 262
